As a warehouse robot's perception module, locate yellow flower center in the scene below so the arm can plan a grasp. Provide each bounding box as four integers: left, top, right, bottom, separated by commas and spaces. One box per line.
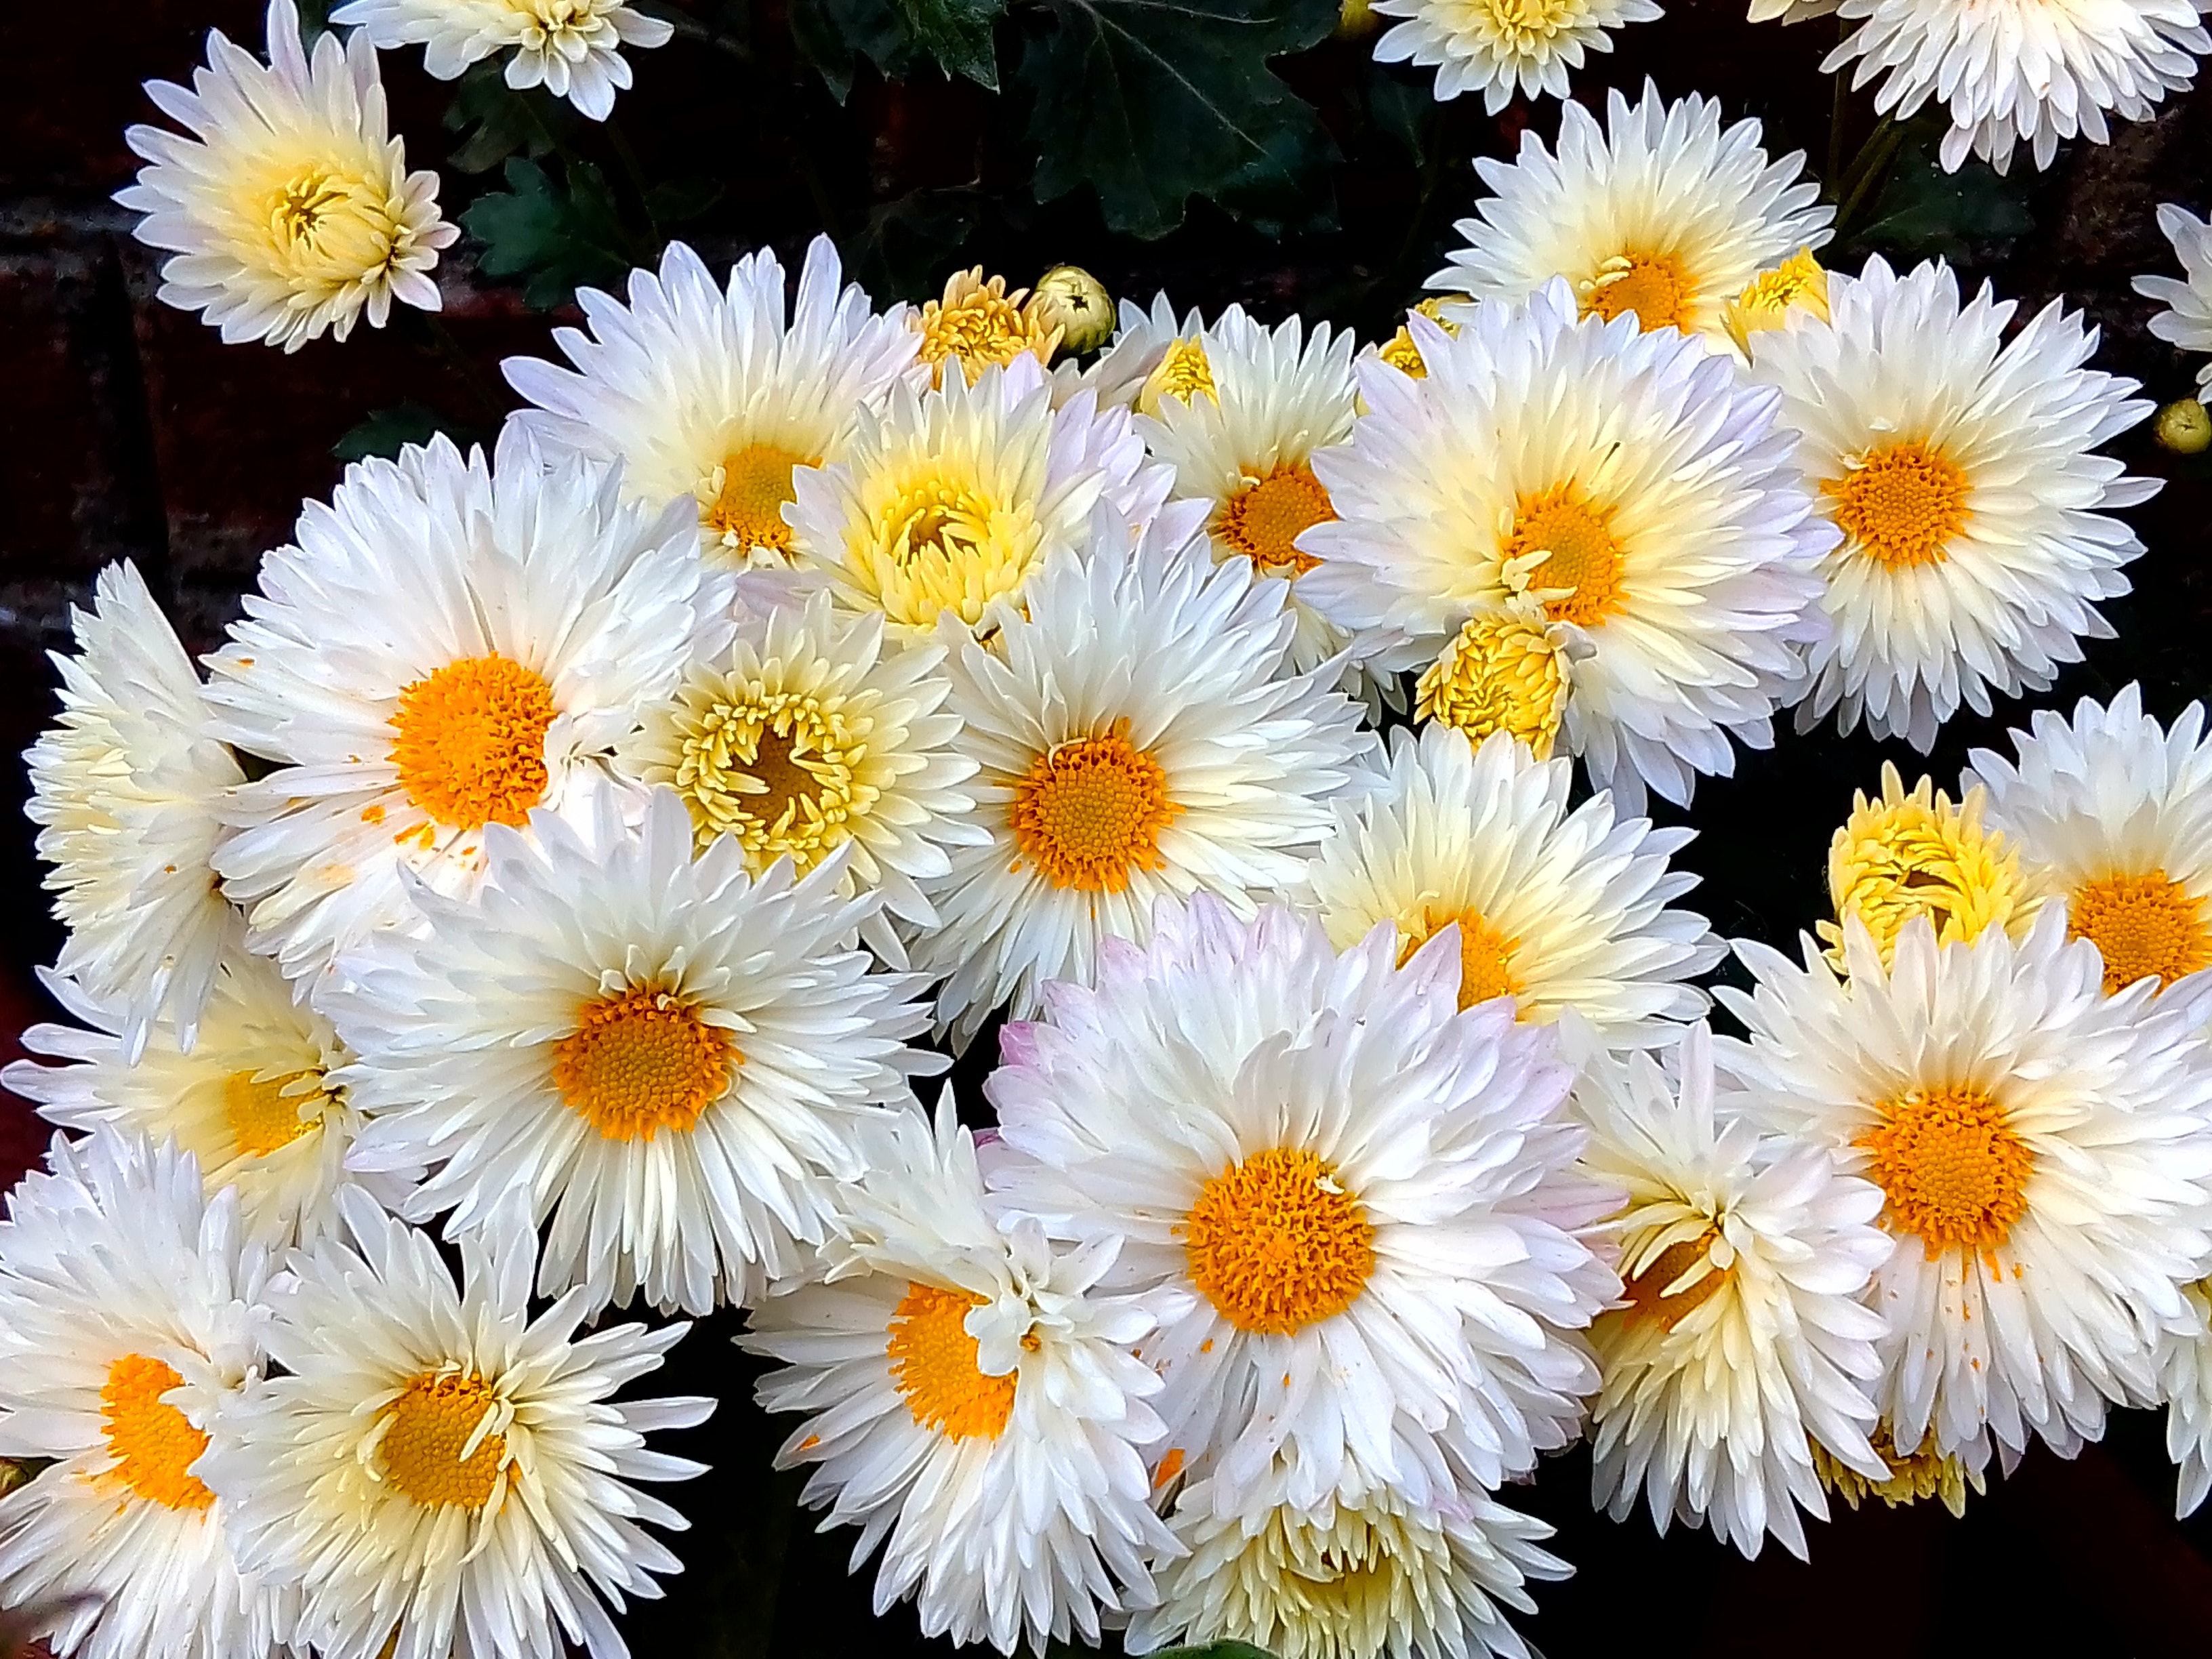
1620, 1233, 1729, 1330
2067, 872, 2212, 993
1814, 1423, 1978, 1517
1399, 906, 1521, 1012
886, 1282, 1017, 1441
1467, 0, 1578, 45
377, 1372, 507, 1511
1415, 610, 1571, 758
1375, 298, 1462, 380
1824, 441, 1971, 569
1137, 337, 1217, 414
1724, 249, 1830, 349
915, 270, 1057, 386
1504, 485, 1625, 628
672, 686, 872, 872
1009, 723, 1180, 893
1183, 1147, 1376, 1335
388, 653, 558, 833
1580, 251, 1692, 333
552, 985, 737, 1142
1218, 463, 1334, 577
701, 443, 815, 558
1857, 1086, 2032, 1262
855, 466, 1043, 632
101, 1353, 213, 1511
223, 1067, 323, 1158
256, 163, 405, 288
1824, 769, 2024, 968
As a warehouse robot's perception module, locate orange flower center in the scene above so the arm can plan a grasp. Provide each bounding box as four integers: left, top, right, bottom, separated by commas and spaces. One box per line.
1581, 251, 1692, 332
1856, 1086, 2032, 1261
101, 1353, 213, 1511
1504, 485, 1624, 628
703, 442, 815, 556
1184, 1147, 1375, 1335
388, 653, 557, 832
1218, 463, 1334, 577
222, 1067, 322, 1158
1008, 723, 1179, 893
552, 985, 737, 1141
2068, 872, 2212, 994
886, 1283, 1017, 1441
1824, 441, 1970, 569
378, 1372, 506, 1510
1399, 906, 1521, 1012
1620, 1233, 1729, 1330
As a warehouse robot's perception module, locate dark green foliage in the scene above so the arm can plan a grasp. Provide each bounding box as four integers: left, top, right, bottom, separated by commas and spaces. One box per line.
462, 158, 638, 309
1855, 146, 2036, 262
331, 403, 485, 463
893, 0, 1008, 88
443, 60, 581, 174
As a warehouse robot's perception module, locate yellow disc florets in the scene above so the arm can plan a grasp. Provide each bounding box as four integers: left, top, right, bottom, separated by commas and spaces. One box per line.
1136, 336, 1218, 415
1415, 607, 1572, 758
1814, 1422, 1981, 1517
914, 268, 1061, 388
1820, 764, 2036, 969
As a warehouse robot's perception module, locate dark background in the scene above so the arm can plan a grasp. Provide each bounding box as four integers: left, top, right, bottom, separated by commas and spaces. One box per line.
7, 0, 2212, 1652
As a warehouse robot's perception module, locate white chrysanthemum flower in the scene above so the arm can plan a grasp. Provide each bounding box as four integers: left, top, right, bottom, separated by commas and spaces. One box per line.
1296, 724, 1720, 1049
788, 355, 1169, 637
2160, 1285, 2212, 1515
745, 1101, 1176, 1654
1825, 0, 2210, 173
2137, 203, 2212, 391
1746, 256, 2154, 752
331, 786, 937, 1315
116, 0, 453, 350
26, 561, 242, 1057
1303, 281, 1831, 811
332, 0, 670, 120
4, 950, 405, 1250
987, 895, 1619, 1511
1717, 911, 2212, 1477
1371, 0, 1662, 115
1131, 1461, 1565, 1659
0, 1132, 285, 1659
504, 237, 919, 569
1578, 1025, 1892, 1559
203, 428, 731, 987
204, 1189, 710, 1659
1964, 684, 2212, 997
914, 526, 1371, 1047
1746, 0, 1838, 20
1134, 305, 1358, 672
1427, 83, 1830, 347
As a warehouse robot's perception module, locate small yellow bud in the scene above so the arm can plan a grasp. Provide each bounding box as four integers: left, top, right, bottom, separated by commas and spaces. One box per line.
1336, 0, 1380, 36
1136, 336, 1217, 416
1723, 249, 1830, 354
1375, 297, 1465, 382
1023, 265, 1115, 356
2155, 398, 2212, 455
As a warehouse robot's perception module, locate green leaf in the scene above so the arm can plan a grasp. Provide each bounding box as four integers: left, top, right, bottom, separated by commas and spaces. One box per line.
441, 60, 579, 174
842, 186, 985, 302
462, 158, 637, 310
1015, 0, 1340, 239
893, 0, 1006, 86
788, 0, 921, 99
1853, 146, 2034, 261
646, 178, 726, 225
331, 404, 486, 464
1364, 60, 1431, 161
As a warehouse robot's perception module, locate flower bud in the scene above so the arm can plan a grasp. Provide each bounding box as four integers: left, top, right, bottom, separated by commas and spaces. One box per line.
1723, 249, 1830, 355
2155, 398, 2212, 455
1023, 265, 1115, 356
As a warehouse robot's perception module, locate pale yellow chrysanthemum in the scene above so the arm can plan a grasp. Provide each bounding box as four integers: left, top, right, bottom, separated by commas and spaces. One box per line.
1414, 601, 1577, 759
332, 0, 671, 120
914, 268, 1063, 388
1372, 0, 1663, 115
1373, 295, 1466, 380
1723, 247, 1830, 354
1811, 1422, 1982, 1519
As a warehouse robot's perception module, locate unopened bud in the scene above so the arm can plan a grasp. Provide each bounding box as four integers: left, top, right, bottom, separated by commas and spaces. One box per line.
1336, 0, 1380, 37
2155, 397, 2212, 455
1023, 265, 1115, 356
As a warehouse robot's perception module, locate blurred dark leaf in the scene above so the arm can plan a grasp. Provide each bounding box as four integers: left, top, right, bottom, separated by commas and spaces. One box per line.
441, 60, 579, 173
789, 0, 922, 100
331, 404, 488, 463
843, 186, 986, 301
1015, 0, 1340, 239
647, 177, 727, 224
1364, 60, 1431, 160
462, 157, 638, 309
1855, 146, 2035, 262
894, 0, 1006, 87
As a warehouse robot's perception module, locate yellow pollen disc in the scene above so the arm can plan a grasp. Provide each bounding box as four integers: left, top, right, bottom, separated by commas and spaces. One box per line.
256, 164, 403, 285
886, 1283, 1017, 1441
914, 269, 1059, 387
855, 462, 1042, 632
388, 653, 558, 833
1580, 251, 1693, 332
1814, 1423, 1978, 1517
1218, 463, 1334, 577
2068, 872, 2212, 994
378, 1373, 507, 1510
1503, 485, 1625, 628
1415, 610, 1570, 759
1399, 906, 1521, 1012
1857, 1086, 2033, 1262
1620, 1233, 1729, 1331
674, 687, 869, 869
223, 1067, 322, 1158
1470, 0, 1576, 45
101, 1353, 213, 1511
1824, 440, 1971, 569
1823, 766, 2026, 969
1137, 337, 1217, 414
1183, 1147, 1376, 1335
701, 443, 815, 557
552, 985, 736, 1142
1009, 722, 1180, 893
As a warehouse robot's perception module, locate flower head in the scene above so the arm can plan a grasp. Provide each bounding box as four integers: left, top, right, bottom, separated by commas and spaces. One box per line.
332, 0, 672, 119
1370, 0, 1663, 115
2137, 204, 2212, 392
914, 269, 1061, 388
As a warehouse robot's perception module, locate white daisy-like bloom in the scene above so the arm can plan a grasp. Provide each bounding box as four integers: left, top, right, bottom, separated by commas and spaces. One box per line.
503, 237, 919, 570
2159, 1284, 2212, 1515
1964, 684, 2212, 997
1716, 910, 2212, 1477
203, 428, 731, 987
204, 1188, 711, 1659
1296, 724, 1719, 1049
913, 524, 1372, 1047
332, 0, 670, 121
1134, 305, 1359, 672
1370, 0, 1663, 115
25, 560, 242, 1057
1578, 1025, 1892, 1560
788, 354, 1169, 637
1825, 0, 2210, 174
745, 1101, 1176, 1654
0, 1132, 285, 1659
2137, 203, 2212, 391
1746, 256, 2155, 752
116, 0, 453, 350
4, 949, 405, 1250
1427, 83, 1830, 348
1302, 281, 1832, 811
1131, 1460, 1565, 1659
987, 894, 1620, 1513
331, 785, 937, 1315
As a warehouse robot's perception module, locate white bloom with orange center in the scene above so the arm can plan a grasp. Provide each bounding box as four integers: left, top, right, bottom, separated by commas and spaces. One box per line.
25, 560, 243, 1058
1370, 0, 1663, 115
504, 237, 918, 571
1965, 684, 2212, 999
204, 1188, 710, 1659
987, 895, 1619, 1513
1427, 83, 1830, 348
1295, 724, 1720, 1050
1717, 911, 2212, 1477
0, 1132, 287, 1659
203, 428, 731, 988
2137, 203, 2212, 392
117, 0, 453, 350
1746, 256, 2155, 752
331, 786, 937, 1315
912, 526, 1371, 1048
332, 0, 670, 121
745, 1101, 1176, 1654
1303, 281, 1832, 811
